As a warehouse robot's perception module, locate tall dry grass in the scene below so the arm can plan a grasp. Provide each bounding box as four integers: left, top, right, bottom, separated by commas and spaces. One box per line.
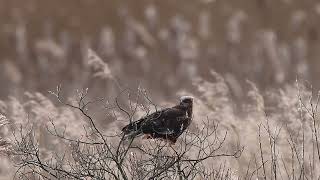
0, 1, 320, 179
0, 58, 319, 178
1, 0, 320, 98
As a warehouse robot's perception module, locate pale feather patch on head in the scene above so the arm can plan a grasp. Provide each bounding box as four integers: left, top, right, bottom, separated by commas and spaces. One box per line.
180, 96, 194, 102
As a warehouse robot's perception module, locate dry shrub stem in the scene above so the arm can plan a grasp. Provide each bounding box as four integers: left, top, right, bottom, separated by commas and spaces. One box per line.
3, 79, 320, 179
9, 87, 242, 180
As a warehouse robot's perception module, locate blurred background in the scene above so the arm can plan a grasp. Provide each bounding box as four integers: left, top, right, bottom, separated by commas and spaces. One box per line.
1, 0, 320, 101
1, 0, 320, 179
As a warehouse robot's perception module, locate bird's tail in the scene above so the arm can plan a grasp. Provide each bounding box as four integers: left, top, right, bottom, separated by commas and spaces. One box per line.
121, 119, 144, 139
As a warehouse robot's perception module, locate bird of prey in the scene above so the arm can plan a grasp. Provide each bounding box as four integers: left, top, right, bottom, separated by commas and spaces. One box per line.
122, 96, 193, 144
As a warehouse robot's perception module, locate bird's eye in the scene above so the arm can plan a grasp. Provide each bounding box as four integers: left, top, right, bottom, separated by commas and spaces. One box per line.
182, 99, 192, 103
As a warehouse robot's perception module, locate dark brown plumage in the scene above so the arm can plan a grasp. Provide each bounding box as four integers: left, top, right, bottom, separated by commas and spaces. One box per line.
122, 96, 193, 144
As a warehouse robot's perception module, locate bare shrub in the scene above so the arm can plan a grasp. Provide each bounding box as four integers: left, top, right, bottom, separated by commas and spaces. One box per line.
2, 66, 320, 179
7, 86, 242, 179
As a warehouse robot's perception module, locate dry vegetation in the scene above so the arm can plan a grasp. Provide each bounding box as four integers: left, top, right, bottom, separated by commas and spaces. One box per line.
1, 0, 320, 97
1, 57, 320, 179
1, 0, 320, 179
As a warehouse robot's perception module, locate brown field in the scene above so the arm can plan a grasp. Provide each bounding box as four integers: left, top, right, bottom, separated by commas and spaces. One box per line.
1, 0, 320, 179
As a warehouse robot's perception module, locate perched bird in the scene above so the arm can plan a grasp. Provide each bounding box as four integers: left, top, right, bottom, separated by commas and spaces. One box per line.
122, 96, 193, 144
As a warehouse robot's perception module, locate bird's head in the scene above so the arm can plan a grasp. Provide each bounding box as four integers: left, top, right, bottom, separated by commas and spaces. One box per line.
180, 96, 194, 105
180, 96, 194, 117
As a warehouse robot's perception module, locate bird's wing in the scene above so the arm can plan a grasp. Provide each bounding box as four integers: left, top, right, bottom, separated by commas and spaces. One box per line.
152, 127, 175, 135
121, 118, 144, 134
141, 107, 186, 135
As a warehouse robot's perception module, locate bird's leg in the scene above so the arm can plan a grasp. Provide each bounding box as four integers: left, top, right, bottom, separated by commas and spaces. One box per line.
142, 134, 152, 139
162, 138, 176, 146
167, 138, 177, 146
167, 142, 175, 147
169, 140, 176, 146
